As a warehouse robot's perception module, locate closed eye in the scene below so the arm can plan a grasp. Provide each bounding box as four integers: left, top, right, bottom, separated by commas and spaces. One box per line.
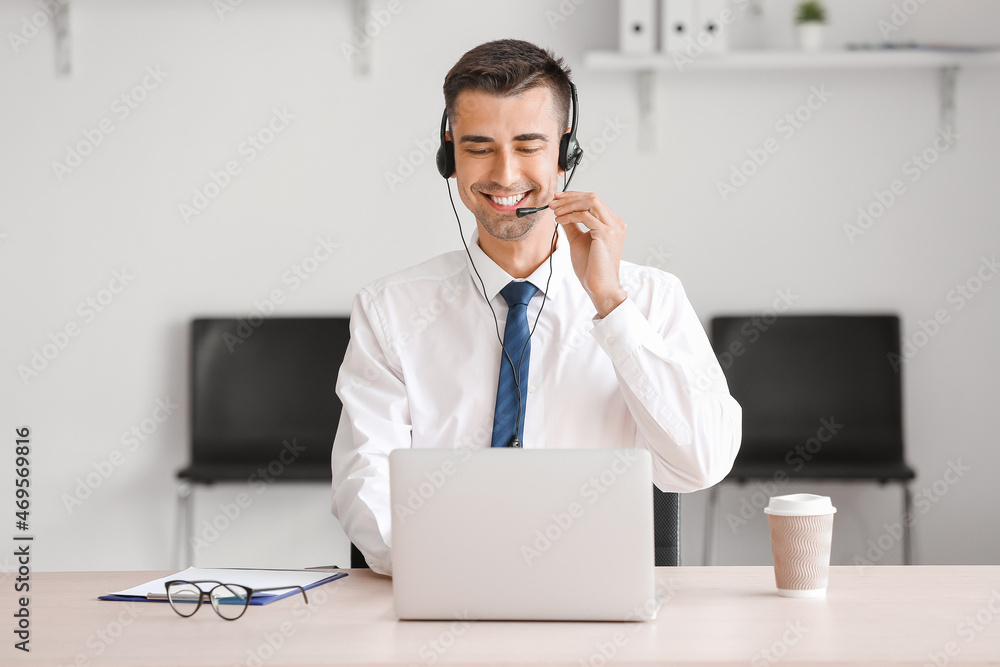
465, 147, 543, 156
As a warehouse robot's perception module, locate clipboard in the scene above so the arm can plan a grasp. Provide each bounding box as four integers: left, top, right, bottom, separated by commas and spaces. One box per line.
98, 567, 348, 605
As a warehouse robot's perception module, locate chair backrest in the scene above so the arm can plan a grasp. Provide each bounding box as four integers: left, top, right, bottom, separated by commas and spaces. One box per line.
188, 317, 350, 479
710, 315, 904, 467
653, 488, 681, 566
351, 487, 681, 568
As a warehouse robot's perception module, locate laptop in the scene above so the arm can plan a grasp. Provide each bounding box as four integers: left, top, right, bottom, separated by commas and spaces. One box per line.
389, 448, 660, 621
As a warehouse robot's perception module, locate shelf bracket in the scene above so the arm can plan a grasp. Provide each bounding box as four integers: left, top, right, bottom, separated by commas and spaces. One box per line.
939, 65, 958, 139
53, 0, 71, 77
352, 0, 373, 78
637, 70, 656, 152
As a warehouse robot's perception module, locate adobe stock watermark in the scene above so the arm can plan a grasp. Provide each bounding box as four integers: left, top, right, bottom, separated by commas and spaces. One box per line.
179, 107, 295, 223
922, 589, 1000, 667
569, 116, 627, 175
240, 574, 351, 666
391, 275, 467, 353
887, 253, 998, 372
61, 396, 180, 514
577, 578, 680, 666
618, 263, 662, 304
625, 577, 679, 624
689, 288, 799, 398
644, 244, 672, 270
410, 610, 473, 666
843, 127, 959, 244
56, 601, 153, 667
17, 268, 135, 386
854, 458, 969, 572
221, 235, 342, 352
393, 446, 474, 526
385, 128, 438, 192
51, 66, 168, 182
546, 0, 589, 30
190, 438, 307, 554
520, 450, 643, 566
213, 0, 247, 21
726, 417, 843, 533
716, 86, 833, 202
751, 619, 808, 666
558, 312, 597, 357
671, 0, 760, 71
340, 0, 405, 65
7, 0, 70, 54
671, 6, 736, 72
877, 0, 932, 39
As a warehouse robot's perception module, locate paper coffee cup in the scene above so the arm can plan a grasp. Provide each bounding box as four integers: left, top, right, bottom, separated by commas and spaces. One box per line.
764, 494, 836, 598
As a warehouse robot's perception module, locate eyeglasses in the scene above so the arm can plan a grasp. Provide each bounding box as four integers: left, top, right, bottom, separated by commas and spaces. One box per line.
164, 580, 309, 621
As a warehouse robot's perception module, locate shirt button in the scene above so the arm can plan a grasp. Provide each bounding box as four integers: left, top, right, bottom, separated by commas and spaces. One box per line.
607, 336, 616, 345
528, 385, 537, 394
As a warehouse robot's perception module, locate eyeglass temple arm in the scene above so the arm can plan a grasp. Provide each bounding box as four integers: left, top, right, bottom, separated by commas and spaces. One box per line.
249, 585, 309, 603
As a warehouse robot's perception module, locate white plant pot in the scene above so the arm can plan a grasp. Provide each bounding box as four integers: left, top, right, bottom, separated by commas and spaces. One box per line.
797, 23, 824, 52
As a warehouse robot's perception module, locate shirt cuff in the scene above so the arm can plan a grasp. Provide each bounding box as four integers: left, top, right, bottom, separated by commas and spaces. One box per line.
590, 297, 651, 366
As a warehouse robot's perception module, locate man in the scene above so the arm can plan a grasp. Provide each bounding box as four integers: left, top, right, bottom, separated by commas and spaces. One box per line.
331, 39, 741, 576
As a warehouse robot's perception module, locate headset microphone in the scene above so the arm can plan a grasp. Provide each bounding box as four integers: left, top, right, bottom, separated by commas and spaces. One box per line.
515, 205, 547, 218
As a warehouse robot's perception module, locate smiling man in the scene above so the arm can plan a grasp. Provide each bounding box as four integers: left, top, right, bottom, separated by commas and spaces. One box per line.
331, 39, 742, 576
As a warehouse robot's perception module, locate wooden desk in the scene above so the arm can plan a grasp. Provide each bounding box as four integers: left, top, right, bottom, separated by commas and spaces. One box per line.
9, 566, 1000, 666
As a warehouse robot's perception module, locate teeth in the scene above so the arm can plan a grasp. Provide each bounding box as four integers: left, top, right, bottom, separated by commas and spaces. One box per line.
489, 193, 526, 207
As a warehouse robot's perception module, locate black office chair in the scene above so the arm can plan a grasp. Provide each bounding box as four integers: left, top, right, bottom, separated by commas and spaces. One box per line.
174, 317, 350, 568
349, 487, 681, 568
703, 314, 916, 564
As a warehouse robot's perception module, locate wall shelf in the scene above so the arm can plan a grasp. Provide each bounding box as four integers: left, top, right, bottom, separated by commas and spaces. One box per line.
583, 49, 1000, 71
583, 49, 1000, 149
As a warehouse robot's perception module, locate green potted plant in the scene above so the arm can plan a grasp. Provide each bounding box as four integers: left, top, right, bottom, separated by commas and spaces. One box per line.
795, 1, 827, 52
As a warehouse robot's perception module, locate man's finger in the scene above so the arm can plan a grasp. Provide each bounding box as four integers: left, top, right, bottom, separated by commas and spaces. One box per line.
560, 220, 588, 243
551, 193, 612, 226
555, 208, 603, 231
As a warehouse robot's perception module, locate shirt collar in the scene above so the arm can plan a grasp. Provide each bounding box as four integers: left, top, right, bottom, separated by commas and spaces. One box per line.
466, 224, 572, 302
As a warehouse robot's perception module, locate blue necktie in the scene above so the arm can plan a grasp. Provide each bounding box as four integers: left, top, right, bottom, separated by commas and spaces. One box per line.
491, 281, 539, 448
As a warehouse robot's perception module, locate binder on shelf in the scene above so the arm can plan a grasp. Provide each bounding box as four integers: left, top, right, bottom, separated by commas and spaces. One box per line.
620, 0, 657, 54
697, 0, 728, 54
662, 0, 696, 53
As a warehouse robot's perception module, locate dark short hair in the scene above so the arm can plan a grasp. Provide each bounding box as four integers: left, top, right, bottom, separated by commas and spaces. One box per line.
443, 39, 573, 132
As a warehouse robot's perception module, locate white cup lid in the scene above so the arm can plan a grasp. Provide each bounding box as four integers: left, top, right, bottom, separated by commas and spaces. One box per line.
764, 493, 837, 517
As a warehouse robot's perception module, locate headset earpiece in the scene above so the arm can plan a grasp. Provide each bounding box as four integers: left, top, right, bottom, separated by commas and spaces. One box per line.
558, 83, 583, 173
559, 133, 583, 173
436, 110, 455, 179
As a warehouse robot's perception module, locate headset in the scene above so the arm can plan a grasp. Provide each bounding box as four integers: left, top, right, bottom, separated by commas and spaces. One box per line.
435, 81, 584, 448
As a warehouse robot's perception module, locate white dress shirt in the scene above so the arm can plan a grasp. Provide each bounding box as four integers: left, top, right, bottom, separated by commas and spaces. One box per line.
331, 226, 741, 575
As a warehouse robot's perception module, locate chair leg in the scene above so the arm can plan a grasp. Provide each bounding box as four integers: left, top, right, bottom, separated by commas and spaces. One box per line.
703, 484, 721, 566
902, 482, 914, 565
174, 481, 194, 570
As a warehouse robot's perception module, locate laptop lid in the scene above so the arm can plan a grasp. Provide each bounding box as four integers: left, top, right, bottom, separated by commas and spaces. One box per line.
390, 448, 658, 621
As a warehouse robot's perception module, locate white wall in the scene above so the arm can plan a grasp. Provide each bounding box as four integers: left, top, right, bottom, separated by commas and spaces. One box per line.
1, 0, 998, 574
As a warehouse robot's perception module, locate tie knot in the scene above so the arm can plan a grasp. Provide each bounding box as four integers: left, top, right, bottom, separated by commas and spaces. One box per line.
500, 281, 538, 307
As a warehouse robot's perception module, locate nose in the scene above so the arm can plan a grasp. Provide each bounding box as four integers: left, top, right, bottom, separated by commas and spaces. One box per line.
488, 146, 519, 189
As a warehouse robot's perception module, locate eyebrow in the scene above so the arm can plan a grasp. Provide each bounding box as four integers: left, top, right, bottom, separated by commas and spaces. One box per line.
458, 133, 550, 144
